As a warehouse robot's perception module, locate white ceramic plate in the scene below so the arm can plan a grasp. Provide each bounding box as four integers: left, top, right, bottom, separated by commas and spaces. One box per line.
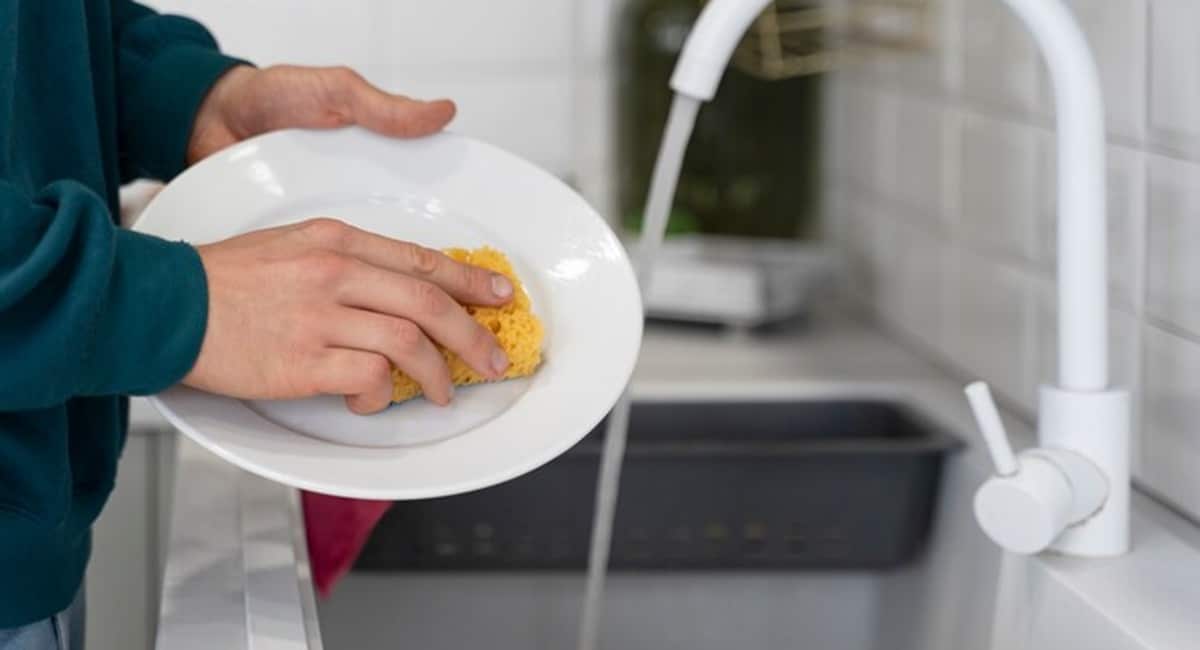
133, 128, 642, 500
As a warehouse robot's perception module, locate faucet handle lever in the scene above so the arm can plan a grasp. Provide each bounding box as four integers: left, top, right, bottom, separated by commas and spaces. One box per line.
965, 381, 1019, 477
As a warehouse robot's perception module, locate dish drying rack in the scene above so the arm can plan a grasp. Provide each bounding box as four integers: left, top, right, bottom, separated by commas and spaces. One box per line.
724, 0, 937, 80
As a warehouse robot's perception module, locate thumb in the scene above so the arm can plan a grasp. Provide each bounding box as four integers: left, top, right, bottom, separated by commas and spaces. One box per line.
336, 71, 456, 137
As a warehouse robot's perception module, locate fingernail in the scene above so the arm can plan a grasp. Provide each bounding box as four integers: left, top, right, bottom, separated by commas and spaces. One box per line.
492, 348, 510, 376
491, 274, 513, 299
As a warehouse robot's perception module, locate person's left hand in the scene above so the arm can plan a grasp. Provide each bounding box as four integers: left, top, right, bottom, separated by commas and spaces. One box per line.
187, 65, 456, 163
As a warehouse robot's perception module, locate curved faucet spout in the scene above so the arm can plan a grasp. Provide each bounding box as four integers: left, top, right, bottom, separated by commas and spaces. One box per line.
1003, 0, 1108, 391
669, 0, 773, 101
672, 0, 1110, 391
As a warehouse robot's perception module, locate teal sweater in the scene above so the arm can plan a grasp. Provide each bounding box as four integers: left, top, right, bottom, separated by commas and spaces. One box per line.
0, 1, 243, 627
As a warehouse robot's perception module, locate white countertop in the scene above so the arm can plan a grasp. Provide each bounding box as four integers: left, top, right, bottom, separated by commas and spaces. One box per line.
130, 396, 169, 432
630, 314, 946, 401
156, 438, 322, 650
155, 311, 1200, 649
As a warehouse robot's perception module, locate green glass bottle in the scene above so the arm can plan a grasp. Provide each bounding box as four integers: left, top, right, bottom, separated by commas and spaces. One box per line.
617, 0, 824, 240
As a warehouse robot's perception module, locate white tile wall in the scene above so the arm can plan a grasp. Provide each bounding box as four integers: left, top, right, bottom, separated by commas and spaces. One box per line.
149, 1, 376, 66
877, 0, 964, 97
890, 95, 954, 228
961, 0, 1043, 115
151, 0, 574, 70
826, 0, 1200, 519
842, 194, 886, 304
144, 0, 587, 181
571, 70, 620, 219
824, 82, 852, 186
1035, 132, 1058, 266
1037, 0, 1148, 141
1066, 0, 1148, 144
843, 85, 897, 198
944, 250, 1039, 407
1103, 146, 1148, 311
358, 66, 577, 174
572, 0, 624, 67
1146, 154, 1200, 337
1142, 324, 1200, 517
366, 1, 575, 71
897, 225, 950, 352
871, 209, 909, 330
1148, 0, 1200, 158
959, 112, 1042, 261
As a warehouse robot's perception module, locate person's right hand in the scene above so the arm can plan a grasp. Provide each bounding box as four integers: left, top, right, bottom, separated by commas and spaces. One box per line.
182, 218, 513, 414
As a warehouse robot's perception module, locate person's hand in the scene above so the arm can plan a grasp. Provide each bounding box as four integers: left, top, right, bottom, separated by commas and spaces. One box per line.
183, 218, 513, 414
186, 65, 456, 163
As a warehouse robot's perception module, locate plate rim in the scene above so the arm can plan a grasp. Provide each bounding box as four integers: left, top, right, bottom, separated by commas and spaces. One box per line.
134, 127, 643, 499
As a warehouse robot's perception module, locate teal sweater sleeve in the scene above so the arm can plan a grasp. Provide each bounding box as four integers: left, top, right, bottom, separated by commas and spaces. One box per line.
0, 4, 244, 409
112, 0, 248, 180
0, 180, 208, 409
0, 1, 259, 627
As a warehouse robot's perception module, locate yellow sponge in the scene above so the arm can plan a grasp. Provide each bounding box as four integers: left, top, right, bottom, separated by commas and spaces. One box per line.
391, 247, 544, 403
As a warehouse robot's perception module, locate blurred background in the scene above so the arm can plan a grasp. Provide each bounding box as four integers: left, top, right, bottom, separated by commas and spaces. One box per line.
98, 1, 1200, 649
142, 0, 1200, 524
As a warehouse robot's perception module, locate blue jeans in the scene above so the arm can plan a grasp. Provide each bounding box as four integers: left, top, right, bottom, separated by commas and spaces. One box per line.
0, 590, 84, 650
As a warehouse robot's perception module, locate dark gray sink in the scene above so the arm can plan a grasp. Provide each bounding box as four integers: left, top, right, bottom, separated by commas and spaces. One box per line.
355, 399, 964, 572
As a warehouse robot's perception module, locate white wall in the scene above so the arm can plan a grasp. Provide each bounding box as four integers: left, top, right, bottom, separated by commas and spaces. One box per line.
143, 0, 622, 220
824, 0, 1200, 522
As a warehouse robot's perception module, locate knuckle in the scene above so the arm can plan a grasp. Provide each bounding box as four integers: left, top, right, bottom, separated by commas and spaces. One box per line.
303, 251, 350, 285
293, 317, 324, 347
408, 245, 442, 275
328, 66, 363, 93
302, 217, 351, 249
361, 354, 393, 385
414, 281, 451, 316
307, 369, 335, 396
462, 264, 490, 296
471, 323, 495, 356
304, 376, 326, 396
307, 358, 342, 395
389, 319, 424, 352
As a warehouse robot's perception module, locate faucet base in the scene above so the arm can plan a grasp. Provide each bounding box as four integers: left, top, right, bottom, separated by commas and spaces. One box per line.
1039, 385, 1131, 557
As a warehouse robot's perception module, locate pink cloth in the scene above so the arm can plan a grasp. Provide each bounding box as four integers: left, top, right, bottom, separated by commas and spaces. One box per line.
301, 491, 393, 597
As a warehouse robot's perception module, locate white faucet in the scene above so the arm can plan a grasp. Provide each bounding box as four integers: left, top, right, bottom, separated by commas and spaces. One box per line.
668, 0, 1131, 557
